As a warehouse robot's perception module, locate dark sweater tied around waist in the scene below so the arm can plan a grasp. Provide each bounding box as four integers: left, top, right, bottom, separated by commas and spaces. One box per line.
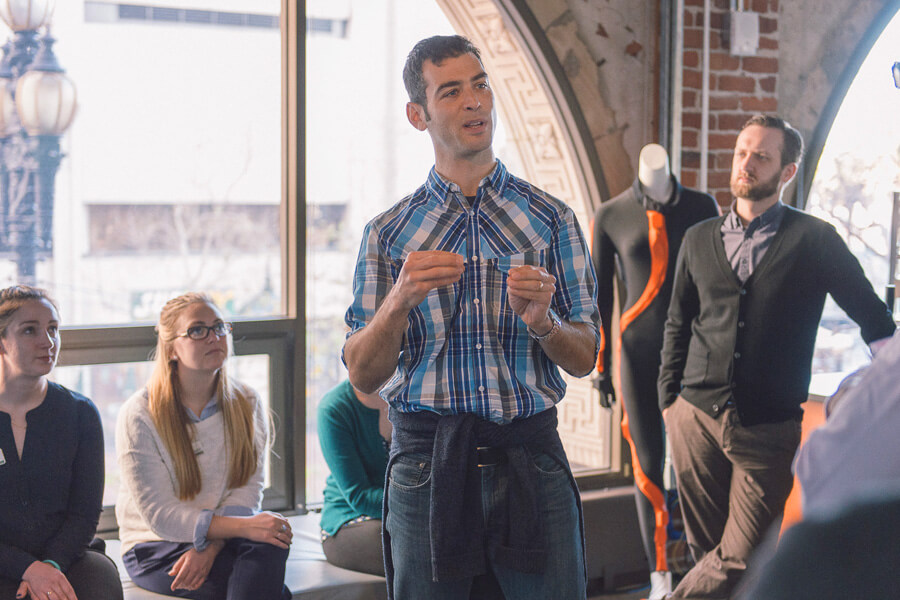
382, 406, 583, 591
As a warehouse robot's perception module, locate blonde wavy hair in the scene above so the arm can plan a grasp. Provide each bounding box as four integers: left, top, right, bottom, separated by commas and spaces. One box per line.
147, 292, 259, 501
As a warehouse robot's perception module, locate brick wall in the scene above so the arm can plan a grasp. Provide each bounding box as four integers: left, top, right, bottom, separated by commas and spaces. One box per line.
680, 0, 780, 207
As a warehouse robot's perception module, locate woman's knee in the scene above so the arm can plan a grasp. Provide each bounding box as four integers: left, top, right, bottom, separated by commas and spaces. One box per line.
67, 550, 125, 600
235, 539, 290, 563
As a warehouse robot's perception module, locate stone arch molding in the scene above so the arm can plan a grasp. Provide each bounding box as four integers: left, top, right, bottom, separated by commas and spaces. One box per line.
434, 0, 616, 471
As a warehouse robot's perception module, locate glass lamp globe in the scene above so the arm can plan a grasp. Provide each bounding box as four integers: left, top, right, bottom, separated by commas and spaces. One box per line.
16, 68, 75, 135
0, 0, 55, 32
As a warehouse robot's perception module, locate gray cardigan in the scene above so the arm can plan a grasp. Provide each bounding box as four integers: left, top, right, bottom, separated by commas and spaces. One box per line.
658, 207, 895, 425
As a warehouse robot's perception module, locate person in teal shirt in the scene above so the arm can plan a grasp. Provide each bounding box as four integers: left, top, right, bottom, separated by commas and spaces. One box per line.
318, 379, 391, 576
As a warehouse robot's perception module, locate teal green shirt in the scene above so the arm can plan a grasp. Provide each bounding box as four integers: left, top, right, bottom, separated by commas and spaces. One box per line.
318, 380, 389, 535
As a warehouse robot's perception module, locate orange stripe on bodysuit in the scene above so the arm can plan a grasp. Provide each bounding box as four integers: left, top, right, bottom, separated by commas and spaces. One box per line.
618, 210, 670, 572
596, 327, 607, 372
590, 216, 607, 373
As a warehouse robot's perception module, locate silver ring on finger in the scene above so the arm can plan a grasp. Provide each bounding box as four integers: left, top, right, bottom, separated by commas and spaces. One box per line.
281, 523, 287, 532
539, 281, 544, 290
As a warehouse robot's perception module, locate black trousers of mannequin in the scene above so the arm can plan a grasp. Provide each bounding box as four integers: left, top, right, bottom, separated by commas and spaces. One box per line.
619, 332, 669, 575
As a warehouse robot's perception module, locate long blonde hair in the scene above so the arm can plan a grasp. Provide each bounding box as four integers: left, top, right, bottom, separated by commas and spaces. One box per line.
147, 292, 259, 501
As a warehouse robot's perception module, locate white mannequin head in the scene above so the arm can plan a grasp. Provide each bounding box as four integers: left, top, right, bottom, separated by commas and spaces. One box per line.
638, 143, 674, 203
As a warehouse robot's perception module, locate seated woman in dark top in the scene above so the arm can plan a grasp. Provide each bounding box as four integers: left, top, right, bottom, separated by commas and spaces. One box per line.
0, 285, 123, 600
318, 379, 390, 576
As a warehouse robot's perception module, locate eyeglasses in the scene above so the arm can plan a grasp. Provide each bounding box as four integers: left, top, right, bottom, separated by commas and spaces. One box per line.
177, 322, 233, 340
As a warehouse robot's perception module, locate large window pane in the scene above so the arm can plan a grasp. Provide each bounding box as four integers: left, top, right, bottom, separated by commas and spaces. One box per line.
51, 353, 272, 508
0, 1, 283, 324
304, 0, 458, 507
806, 9, 900, 395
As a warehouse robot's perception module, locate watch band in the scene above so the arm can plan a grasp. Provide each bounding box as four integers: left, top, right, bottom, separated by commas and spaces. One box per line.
528, 309, 561, 342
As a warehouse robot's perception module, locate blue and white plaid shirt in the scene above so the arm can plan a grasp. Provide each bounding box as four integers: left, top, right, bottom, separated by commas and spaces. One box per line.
344, 161, 600, 424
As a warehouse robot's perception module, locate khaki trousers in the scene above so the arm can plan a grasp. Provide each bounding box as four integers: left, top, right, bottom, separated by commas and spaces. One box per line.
666, 397, 801, 600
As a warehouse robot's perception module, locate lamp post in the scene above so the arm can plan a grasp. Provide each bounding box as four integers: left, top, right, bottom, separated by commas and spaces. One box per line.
889, 62, 900, 316
0, 0, 76, 286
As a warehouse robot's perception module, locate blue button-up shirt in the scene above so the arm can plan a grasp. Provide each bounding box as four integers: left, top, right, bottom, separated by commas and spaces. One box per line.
344, 161, 600, 424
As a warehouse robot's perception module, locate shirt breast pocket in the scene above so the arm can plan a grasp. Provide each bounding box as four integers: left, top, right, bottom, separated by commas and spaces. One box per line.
495, 248, 546, 274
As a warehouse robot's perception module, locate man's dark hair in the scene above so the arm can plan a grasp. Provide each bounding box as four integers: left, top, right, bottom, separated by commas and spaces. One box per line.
403, 35, 483, 117
741, 114, 804, 167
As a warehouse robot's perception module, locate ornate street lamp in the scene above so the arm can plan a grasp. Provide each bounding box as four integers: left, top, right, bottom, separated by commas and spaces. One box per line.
0, 0, 76, 285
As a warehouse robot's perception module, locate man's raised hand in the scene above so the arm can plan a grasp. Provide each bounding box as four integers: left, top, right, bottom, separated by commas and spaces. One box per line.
392, 251, 465, 311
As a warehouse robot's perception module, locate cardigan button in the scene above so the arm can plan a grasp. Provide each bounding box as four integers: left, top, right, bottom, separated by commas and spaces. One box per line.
712, 403, 719, 413
738, 321, 745, 328
734, 352, 741, 359
740, 289, 747, 295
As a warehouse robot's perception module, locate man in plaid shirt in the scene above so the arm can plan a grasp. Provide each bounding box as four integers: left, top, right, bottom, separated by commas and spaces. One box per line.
343, 35, 600, 600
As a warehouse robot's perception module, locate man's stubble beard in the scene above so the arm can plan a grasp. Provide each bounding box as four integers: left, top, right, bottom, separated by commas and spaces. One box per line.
730, 168, 782, 202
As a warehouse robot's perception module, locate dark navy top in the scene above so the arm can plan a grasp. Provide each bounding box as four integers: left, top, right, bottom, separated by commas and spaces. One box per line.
0, 382, 104, 579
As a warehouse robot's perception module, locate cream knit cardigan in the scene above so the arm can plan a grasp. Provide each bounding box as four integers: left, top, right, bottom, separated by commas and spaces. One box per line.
115, 387, 268, 554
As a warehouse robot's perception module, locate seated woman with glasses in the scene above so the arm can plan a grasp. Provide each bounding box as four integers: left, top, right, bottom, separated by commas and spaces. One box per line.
0, 285, 123, 600
115, 292, 292, 599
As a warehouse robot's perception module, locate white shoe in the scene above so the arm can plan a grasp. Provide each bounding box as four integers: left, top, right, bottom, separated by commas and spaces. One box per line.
648, 570, 672, 600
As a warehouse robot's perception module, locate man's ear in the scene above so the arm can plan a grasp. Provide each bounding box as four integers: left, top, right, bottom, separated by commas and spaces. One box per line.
406, 102, 428, 131
781, 162, 798, 184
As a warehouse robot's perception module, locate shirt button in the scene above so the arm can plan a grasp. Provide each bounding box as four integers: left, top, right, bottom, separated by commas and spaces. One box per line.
475, 343, 482, 350
473, 298, 480, 305
734, 352, 741, 359
472, 255, 479, 262
478, 386, 485, 392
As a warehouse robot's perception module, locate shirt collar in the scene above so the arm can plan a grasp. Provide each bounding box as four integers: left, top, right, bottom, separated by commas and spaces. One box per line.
724, 199, 785, 231
633, 175, 681, 212
185, 395, 219, 423
425, 160, 509, 206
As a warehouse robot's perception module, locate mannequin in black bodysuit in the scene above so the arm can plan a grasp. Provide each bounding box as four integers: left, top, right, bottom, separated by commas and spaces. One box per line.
592, 144, 719, 600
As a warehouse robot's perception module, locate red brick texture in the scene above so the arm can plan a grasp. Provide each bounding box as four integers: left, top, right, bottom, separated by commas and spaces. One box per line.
679, 3, 779, 209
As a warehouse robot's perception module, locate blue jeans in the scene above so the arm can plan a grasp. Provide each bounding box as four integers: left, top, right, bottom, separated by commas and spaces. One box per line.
386, 451, 585, 599
123, 539, 291, 600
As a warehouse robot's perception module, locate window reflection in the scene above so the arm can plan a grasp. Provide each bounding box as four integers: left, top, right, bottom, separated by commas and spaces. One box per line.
0, 1, 283, 324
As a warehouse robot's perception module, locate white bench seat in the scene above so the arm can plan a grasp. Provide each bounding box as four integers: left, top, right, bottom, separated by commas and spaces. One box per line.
106, 514, 387, 600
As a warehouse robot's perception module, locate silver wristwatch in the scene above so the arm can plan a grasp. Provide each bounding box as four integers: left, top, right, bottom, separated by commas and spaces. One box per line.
528, 309, 561, 342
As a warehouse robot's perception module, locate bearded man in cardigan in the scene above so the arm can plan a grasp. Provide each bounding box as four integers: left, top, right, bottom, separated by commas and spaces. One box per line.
658, 114, 895, 600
